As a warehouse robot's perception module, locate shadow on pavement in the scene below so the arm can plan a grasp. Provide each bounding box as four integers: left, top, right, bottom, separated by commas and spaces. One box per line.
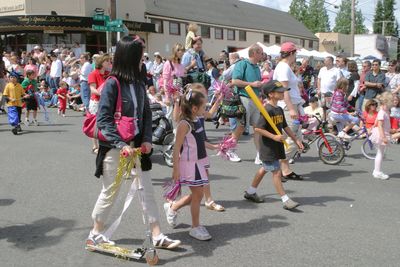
0, 199, 15, 206
0, 217, 75, 250
158, 215, 289, 264
292, 195, 354, 207
18, 129, 68, 134
304, 169, 367, 183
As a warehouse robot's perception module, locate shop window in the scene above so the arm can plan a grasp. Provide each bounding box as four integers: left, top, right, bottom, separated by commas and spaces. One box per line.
309, 40, 313, 49
169, 21, 180, 35
275, 36, 281, 44
215, 28, 223, 40
151, 18, 163, 34
227, 29, 235, 40
201, 25, 210, 39
239, 30, 246, 41
263, 34, 270, 43
300, 39, 305, 47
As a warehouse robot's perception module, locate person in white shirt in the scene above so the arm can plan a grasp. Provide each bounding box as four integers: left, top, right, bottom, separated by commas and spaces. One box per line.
49, 53, 63, 94
272, 42, 305, 181
79, 53, 93, 111
335, 55, 350, 79
317, 56, 342, 97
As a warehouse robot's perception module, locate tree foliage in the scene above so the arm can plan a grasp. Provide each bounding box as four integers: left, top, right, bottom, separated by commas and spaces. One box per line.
289, 0, 330, 33
373, 0, 399, 36
333, 0, 367, 34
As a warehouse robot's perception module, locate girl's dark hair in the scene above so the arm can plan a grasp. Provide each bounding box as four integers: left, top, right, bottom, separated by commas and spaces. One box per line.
111, 35, 145, 83
180, 89, 205, 122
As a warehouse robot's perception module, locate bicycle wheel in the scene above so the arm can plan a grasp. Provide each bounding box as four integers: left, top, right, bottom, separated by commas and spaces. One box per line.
315, 133, 337, 150
318, 139, 345, 165
361, 139, 377, 160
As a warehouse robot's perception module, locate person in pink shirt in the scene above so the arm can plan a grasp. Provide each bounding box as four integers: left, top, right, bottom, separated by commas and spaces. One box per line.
23, 58, 38, 79
161, 43, 185, 120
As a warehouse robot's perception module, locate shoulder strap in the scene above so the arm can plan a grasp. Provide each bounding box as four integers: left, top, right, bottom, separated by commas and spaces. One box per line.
107, 76, 122, 114
177, 119, 192, 134
169, 60, 174, 72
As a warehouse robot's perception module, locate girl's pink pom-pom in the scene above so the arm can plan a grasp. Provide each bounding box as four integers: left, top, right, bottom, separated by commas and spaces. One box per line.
217, 136, 237, 160
121, 150, 130, 157
162, 180, 181, 201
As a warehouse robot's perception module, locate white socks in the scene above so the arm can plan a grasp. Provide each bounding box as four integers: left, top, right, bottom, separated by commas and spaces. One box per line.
247, 186, 257, 195
281, 194, 289, 203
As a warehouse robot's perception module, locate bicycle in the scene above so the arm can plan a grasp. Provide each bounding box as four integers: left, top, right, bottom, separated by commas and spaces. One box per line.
290, 115, 345, 165
333, 111, 379, 160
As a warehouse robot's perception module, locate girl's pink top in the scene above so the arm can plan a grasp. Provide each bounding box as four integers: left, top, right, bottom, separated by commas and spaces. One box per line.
161, 61, 185, 92
376, 109, 391, 135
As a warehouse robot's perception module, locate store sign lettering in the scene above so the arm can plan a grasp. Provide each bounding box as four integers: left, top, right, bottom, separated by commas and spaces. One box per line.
17, 16, 83, 25
0, 4, 25, 13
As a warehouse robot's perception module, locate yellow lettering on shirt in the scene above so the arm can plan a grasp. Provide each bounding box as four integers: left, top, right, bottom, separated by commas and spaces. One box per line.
271, 114, 283, 125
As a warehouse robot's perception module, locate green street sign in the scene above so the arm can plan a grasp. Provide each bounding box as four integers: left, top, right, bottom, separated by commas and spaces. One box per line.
107, 26, 125, 32
92, 25, 108, 31
93, 15, 110, 21
106, 19, 123, 27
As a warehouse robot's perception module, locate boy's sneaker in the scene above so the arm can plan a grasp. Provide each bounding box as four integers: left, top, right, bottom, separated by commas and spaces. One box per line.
16, 125, 22, 132
189, 226, 211, 241
11, 127, 18, 135
254, 153, 262, 165
24, 118, 30, 126
338, 131, 351, 139
227, 150, 241, 162
85, 231, 115, 248
372, 171, 389, 180
244, 191, 264, 203
283, 199, 300, 210
163, 203, 177, 228
153, 233, 181, 249
33, 119, 39, 126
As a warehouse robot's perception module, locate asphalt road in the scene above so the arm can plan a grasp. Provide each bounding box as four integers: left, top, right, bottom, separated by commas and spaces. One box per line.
1, 109, 400, 267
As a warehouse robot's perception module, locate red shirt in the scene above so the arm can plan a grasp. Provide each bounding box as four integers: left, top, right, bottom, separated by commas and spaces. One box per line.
363, 110, 378, 129
88, 69, 109, 101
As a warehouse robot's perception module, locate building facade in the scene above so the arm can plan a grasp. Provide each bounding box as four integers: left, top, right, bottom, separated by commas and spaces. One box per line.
315, 32, 352, 56
0, 0, 318, 58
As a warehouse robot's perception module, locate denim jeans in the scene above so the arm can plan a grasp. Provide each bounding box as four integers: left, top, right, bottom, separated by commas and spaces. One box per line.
80, 81, 90, 109
49, 77, 60, 95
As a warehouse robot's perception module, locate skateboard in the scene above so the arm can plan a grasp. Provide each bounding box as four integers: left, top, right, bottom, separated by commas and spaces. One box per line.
86, 242, 158, 265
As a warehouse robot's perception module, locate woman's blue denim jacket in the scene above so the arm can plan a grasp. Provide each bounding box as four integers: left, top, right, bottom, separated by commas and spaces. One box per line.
96, 77, 152, 149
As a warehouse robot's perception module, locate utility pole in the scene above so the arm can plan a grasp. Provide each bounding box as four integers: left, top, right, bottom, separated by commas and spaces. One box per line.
106, 0, 117, 53
350, 0, 355, 57
375, 21, 394, 36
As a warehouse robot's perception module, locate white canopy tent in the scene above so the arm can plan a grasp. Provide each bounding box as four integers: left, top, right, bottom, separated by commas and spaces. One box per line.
235, 43, 335, 60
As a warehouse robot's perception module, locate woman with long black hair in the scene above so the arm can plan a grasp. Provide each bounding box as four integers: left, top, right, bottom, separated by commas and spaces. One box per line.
86, 35, 181, 250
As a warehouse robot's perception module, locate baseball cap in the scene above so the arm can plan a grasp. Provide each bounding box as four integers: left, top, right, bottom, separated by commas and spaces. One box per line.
143, 52, 149, 57
53, 48, 60, 53
280, 42, 298, 53
34, 45, 41, 50
154, 51, 160, 56
261, 80, 290, 94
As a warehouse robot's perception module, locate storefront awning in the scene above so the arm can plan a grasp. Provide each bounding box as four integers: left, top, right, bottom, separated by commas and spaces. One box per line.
0, 15, 156, 33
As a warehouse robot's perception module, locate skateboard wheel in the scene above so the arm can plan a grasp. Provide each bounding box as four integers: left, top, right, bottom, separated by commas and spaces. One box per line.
145, 250, 159, 265
85, 240, 96, 252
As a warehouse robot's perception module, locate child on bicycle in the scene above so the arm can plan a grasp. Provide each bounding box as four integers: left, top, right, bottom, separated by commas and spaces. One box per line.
304, 96, 323, 132
329, 78, 359, 139
243, 80, 304, 210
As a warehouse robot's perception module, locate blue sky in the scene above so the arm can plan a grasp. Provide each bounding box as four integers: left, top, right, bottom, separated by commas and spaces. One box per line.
241, 0, 400, 32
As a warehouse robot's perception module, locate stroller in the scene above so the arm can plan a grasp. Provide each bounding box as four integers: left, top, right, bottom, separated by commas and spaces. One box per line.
151, 103, 174, 167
